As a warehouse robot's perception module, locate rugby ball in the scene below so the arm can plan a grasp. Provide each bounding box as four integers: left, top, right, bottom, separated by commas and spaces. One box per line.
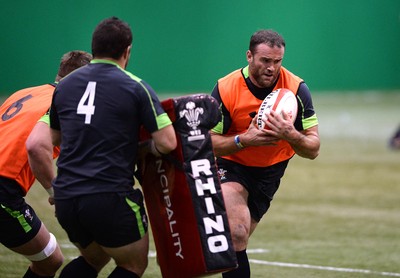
256, 88, 298, 129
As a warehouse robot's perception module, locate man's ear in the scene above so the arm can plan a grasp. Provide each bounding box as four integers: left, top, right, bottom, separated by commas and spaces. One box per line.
122, 45, 132, 69
124, 45, 132, 60
246, 50, 253, 63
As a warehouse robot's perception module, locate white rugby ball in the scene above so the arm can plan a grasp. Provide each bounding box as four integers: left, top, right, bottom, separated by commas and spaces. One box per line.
256, 88, 298, 130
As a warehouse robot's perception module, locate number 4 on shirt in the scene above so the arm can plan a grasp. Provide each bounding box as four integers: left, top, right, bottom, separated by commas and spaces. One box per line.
77, 81, 96, 124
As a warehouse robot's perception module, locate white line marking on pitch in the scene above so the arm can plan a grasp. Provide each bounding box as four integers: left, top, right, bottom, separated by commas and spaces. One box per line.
61, 244, 400, 277
247, 248, 270, 254
249, 259, 400, 277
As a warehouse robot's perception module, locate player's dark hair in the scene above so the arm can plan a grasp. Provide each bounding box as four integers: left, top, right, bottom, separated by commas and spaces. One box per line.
92, 16, 133, 60
56, 50, 92, 81
249, 29, 285, 53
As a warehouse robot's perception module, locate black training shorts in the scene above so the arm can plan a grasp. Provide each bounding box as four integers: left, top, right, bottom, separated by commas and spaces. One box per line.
216, 158, 289, 222
55, 189, 148, 248
0, 177, 42, 248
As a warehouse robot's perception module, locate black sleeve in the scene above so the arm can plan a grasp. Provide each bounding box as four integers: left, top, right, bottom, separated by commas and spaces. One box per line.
49, 90, 60, 130
294, 82, 317, 131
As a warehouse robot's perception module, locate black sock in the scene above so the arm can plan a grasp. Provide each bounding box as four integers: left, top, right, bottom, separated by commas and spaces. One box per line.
222, 249, 250, 278
108, 266, 139, 278
59, 256, 98, 278
23, 267, 54, 278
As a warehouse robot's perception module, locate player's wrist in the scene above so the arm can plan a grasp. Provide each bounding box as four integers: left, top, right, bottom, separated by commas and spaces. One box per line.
150, 139, 163, 157
287, 130, 305, 145
234, 135, 245, 149
45, 187, 54, 198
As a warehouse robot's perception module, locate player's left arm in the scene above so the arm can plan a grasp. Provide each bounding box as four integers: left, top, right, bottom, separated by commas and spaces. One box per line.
284, 123, 320, 159
265, 82, 320, 159
26, 114, 56, 204
288, 82, 320, 159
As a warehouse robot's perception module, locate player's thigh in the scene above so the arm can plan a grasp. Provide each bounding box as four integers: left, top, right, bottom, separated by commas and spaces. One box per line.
94, 190, 148, 247
10, 223, 49, 254
221, 181, 251, 233
215, 158, 250, 222
221, 182, 251, 249
102, 233, 149, 275
221, 181, 249, 220
76, 241, 111, 272
9, 223, 64, 276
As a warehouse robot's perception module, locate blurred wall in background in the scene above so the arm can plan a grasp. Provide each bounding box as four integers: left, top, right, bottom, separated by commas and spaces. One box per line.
1, 0, 399, 96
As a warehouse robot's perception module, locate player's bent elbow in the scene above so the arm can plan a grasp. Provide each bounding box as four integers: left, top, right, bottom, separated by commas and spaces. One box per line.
156, 132, 177, 154
306, 146, 320, 160
26, 141, 40, 158
169, 136, 178, 151
26, 137, 47, 159
309, 150, 319, 160
162, 133, 177, 154
296, 144, 320, 160
297, 151, 319, 160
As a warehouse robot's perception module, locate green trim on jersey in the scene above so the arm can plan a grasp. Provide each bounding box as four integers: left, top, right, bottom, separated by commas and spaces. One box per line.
90, 59, 119, 66
156, 113, 173, 130
212, 121, 223, 134
212, 103, 224, 134
1, 204, 32, 233
125, 197, 146, 237
242, 65, 249, 78
38, 113, 50, 125
297, 95, 319, 129
303, 114, 318, 130
297, 94, 305, 113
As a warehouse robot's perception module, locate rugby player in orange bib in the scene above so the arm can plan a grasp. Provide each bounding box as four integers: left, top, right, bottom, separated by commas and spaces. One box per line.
210, 30, 320, 277
0, 51, 92, 278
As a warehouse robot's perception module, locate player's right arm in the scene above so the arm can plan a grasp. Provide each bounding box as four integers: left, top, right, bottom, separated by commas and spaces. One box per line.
151, 125, 177, 155
139, 124, 177, 158
26, 114, 56, 204
138, 80, 177, 156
